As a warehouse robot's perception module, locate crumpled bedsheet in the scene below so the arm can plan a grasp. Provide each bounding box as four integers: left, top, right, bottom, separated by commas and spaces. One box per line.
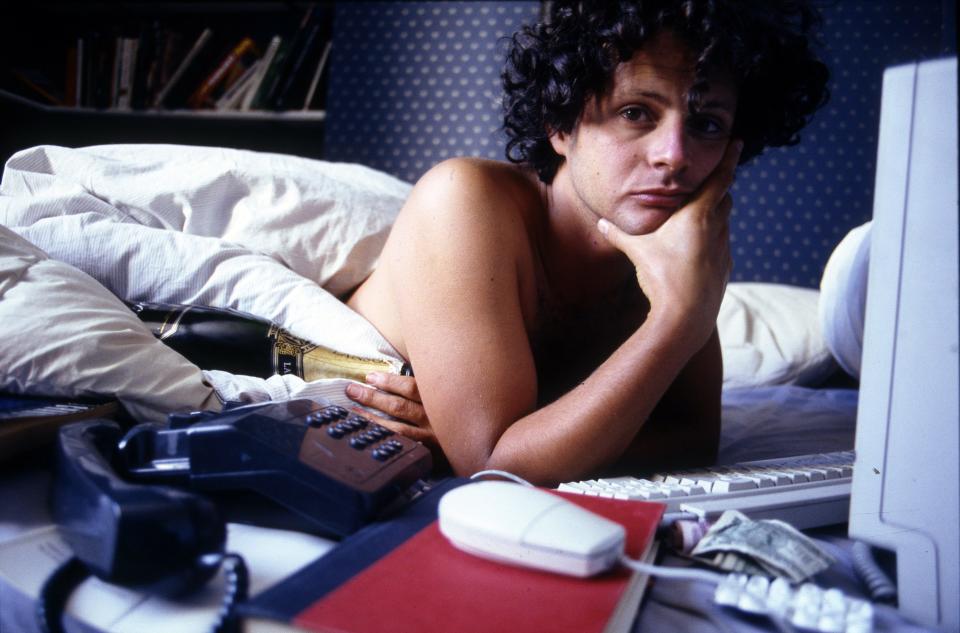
719, 385, 858, 464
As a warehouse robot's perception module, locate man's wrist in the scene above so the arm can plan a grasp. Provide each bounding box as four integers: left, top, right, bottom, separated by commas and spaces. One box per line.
642, 304, 716, 358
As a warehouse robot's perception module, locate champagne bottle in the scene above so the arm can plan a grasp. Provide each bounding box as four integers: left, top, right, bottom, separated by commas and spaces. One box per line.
126, 301, 411, 382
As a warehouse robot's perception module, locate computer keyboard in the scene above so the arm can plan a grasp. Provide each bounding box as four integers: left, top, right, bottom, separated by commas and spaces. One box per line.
558, 451, 854, 530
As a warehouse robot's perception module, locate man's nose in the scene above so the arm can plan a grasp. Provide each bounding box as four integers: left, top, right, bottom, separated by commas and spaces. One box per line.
647, 117, 690, 175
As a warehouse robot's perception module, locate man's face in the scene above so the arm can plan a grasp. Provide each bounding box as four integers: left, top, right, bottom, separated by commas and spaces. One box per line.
550, 31, 738, 235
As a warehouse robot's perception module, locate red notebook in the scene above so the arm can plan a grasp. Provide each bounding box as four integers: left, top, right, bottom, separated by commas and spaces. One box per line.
292, 487, 665, 633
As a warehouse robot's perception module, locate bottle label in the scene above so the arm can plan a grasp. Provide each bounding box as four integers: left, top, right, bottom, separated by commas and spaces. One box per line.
269, 326, 405, 382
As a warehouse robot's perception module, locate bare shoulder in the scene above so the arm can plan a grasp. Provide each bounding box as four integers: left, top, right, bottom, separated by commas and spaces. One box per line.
404, 157, 539, 228
385, 157, 542, 269
353, 158, 544, 360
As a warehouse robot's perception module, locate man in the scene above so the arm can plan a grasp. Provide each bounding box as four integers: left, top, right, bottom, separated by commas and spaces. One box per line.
343, 0, 828, 485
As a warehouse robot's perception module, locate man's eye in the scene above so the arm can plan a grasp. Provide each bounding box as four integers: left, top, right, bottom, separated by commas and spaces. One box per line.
689, 115, 727, 137
620, 107, 651, 122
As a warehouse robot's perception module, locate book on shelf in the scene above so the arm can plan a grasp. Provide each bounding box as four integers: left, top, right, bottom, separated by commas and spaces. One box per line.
142, 26, 189, 109
241, 478, 665, 633
80, 30, 114, 109
10, 68, 63, 106
188, 36, 259, 110
258, 4, 326, 111
73, 37, 85, 108
272, 10, 328, 111
64, 42, 79, 107
214, 59, 261, 110
302, 40, 332, 111
153, 27, 214, 109
241, 34, 282, 111
112, 36, 139, 110
129, 20, 161, 111
248, 37, 294, 111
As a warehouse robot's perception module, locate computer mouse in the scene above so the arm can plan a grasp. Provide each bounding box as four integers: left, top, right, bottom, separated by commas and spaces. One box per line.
437, 480, 625, 577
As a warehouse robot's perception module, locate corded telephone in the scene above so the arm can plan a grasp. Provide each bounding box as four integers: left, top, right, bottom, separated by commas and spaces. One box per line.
43, 398, 433, 633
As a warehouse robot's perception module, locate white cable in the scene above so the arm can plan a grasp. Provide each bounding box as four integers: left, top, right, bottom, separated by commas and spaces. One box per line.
619, 555, 727, 585
468, 469, 535, 486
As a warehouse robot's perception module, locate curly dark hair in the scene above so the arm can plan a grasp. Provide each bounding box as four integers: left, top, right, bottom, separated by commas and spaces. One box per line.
502, 0, 830, 182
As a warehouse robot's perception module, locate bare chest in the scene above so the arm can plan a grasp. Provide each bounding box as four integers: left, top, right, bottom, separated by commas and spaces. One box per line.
529, 281, 648, 405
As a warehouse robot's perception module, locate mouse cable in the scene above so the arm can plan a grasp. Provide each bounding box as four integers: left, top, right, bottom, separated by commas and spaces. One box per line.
618, 554, 728, 585
469, 469, 535, 486
619, 557, 801, 633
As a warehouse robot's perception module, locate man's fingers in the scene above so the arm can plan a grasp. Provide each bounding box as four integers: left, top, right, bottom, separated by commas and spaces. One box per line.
366, 372, 421, 402
716, 192, 733, 220
368, 413, 449, 471
597, 218, 627, 251
688, 139, 743, 216
345, 382, 427, 425
364, 413, 433, 442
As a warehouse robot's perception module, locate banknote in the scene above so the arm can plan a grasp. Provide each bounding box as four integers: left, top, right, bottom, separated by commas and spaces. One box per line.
691, 510, 834, 582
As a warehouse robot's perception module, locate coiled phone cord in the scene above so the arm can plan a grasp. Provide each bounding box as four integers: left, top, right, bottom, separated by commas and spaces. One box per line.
208, 553, 250, 633
36, 552, 249, 633
36, 556, 89, 633
851, 541, 897, 604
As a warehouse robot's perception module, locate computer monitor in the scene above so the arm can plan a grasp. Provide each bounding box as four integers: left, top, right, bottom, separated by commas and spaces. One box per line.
848, 56, 958, 631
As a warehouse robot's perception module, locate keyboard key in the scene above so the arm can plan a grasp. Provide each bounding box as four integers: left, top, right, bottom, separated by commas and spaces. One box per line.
711, 477, 758, 493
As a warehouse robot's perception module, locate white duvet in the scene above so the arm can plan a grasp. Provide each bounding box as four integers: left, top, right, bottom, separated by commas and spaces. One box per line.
0, 144, 412, 420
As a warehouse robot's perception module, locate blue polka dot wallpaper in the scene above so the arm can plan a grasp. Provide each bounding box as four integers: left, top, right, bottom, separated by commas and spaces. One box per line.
322, 0, 955, 288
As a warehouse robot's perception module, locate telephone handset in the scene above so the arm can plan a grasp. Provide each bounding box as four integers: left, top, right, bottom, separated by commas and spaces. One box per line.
44, 399, 433, 633
52, 420, 227, 596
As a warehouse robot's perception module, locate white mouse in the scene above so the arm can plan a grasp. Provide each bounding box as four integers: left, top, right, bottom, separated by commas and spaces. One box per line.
437, 480, 625, 577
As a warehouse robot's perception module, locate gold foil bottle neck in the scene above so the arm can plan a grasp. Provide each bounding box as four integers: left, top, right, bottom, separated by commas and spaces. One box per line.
269, 325, 409, 382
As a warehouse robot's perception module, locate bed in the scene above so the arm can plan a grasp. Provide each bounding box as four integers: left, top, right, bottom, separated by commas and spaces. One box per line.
0, 134, 916, 633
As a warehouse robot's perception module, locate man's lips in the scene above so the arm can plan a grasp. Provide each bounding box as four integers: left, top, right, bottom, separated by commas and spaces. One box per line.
631, 189, 691, 209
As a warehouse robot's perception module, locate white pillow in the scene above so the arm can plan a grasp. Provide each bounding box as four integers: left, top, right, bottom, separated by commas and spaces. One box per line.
718, 282, 838, 388
0, 225, 221, 422
819, 222, 871, 379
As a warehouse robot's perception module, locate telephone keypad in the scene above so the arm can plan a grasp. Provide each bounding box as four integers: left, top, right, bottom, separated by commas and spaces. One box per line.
313, 406, 413, 467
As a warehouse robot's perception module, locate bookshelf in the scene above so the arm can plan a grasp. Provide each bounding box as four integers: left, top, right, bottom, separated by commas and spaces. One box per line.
0, 2, 335, 164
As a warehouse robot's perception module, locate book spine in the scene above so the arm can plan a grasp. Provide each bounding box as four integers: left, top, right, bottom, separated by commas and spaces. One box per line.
241, 34, 281, 111
188, 36, 256, 109
115, 38, 139, 110
11, 70, 62, 106
130, 23, 159, 110
154, 27, 213, 108
260, 5, 318, 110
64, 43, 78, 107
74, 37, 84, 107
214, 59, 262, 111
249, 39, 291, 111
110, 36, 123, 107
88, 32, 114, 109
273, 20, 323, 111
302, 40, 332, 111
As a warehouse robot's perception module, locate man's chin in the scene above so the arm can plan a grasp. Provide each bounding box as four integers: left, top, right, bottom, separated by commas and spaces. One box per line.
614, 209, 673, 235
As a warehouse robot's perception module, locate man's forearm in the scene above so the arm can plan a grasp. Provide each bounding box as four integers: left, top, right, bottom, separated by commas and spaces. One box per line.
482, 312, 713, 485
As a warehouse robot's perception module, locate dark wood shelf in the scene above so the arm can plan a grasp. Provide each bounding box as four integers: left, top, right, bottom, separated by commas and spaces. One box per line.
0, 2, 333, 164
